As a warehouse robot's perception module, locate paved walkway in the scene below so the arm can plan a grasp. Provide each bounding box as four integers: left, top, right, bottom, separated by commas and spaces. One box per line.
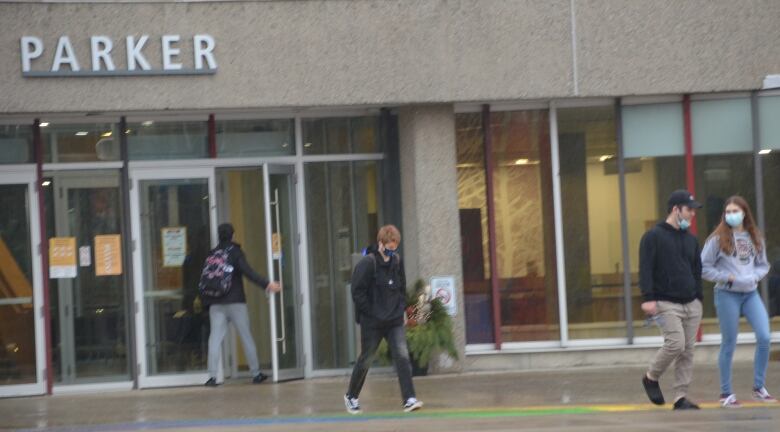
3, 362, 780, 431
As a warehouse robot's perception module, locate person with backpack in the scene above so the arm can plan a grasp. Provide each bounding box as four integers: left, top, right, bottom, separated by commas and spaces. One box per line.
343, 225, 423, 414
201, 223, 280, 387
701, 196, 774, 407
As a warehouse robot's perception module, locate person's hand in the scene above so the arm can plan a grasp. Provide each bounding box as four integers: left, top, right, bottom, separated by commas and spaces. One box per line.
266, 281, 281, 293
641, 301, 657, 316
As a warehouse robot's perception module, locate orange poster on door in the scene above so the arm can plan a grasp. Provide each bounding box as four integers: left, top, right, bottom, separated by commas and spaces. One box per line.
49, 237, 77, 278
95, 234, 122, 276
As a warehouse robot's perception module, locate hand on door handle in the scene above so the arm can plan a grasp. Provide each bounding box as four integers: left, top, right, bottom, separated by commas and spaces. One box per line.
266, 281, 282, 294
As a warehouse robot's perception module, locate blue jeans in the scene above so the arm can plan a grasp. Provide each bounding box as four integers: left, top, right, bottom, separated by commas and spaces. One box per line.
715, 289, 771, 395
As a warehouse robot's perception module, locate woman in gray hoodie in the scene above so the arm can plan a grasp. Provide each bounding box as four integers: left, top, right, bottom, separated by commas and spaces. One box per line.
701, 196, 773, 407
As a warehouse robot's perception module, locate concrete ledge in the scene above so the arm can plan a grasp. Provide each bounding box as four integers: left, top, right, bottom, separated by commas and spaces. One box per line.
465, 344, 779, 372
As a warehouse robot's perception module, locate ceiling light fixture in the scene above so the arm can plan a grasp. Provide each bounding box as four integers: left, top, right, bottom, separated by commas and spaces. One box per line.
39, 122, 50, 127
759, 149, 772, 155
75, 131, 88, 136
515, 158, 529, 165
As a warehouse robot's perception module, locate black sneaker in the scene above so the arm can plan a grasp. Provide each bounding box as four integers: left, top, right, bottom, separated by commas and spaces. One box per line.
252, 373, 269, 384
642, 375, 665, 405
204, 378, 218, 387
673, 397, 700, 410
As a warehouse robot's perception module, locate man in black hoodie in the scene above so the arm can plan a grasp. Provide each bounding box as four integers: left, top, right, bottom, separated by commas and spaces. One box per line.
343, 225, 423, 414
203, 223, 280, 387
640, 190, 704, 410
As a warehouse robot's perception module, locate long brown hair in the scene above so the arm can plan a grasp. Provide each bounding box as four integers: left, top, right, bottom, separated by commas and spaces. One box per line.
708, 195, 763, 254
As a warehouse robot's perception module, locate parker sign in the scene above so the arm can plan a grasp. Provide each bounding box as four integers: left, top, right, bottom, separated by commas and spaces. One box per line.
20, 34, 218, 77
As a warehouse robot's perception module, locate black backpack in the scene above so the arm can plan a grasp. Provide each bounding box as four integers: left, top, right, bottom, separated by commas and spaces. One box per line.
198, 246, 234, 298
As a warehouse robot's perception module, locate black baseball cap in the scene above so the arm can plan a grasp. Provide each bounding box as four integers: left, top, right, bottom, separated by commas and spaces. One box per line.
667, 189, 702, 209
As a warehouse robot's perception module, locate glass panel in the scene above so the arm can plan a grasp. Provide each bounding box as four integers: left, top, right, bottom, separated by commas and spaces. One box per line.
694, 156, 756, 335
43, 123, 119, 163
692, 98, 752, 155
622, 103, 684, 158
759, 95, 780, 151
270, 172, 300, 370
558, 106, 626, 340
0, 124, 33, 164
622, 103, 688, 337
44, 172, 130, 383
302, 117, 381, 155
762, 151, 780, 332
0, 184, 36, 385
219, 169, 272, 375
128, 121, 208, 160
624, 156, 686, 337
306, 161, 380, 369
140, 178, 211, 375
216, 119, 294, 157
455, 113, 494, 344
491, 110, 559, 342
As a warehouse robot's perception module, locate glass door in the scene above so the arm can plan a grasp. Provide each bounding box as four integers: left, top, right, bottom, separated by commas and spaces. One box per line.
44, 171, 131, 386
264, 164, 304, 381
130, 167, 216, 388
0, 167, 45, 397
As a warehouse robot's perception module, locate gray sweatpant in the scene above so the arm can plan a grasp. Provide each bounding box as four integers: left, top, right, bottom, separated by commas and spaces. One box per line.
208, 303, 260, 379
647, 299, 703, 401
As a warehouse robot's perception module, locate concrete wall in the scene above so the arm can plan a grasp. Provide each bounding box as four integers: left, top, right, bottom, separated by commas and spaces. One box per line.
1, 0, 779, 114
399, 104, 465, 373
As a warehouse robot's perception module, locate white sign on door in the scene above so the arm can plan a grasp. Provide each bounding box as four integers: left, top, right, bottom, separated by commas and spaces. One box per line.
430, 276, 457, 316
162, 227, 187, 267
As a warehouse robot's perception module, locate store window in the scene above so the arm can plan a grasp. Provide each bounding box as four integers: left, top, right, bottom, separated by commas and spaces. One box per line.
491, 110, 559, 342
558, 106, 625, 340
302, 117, 381, 155
216, 119, 294, 157
127, 120, 208, 160
0, 124, 32, 164
622, 101, 687, 338
691, 96, 756, 335
455, 113, 494, 344
0, 184, 36, 385
758, 94, 780, 332
43, 122, 119, 163
305, 160, 381, 369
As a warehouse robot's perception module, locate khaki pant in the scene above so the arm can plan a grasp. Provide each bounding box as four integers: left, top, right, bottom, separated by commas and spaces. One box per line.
647, 299, 703, 401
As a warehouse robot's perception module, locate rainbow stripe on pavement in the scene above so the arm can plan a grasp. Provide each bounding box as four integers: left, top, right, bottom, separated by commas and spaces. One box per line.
15, 401, 780, 431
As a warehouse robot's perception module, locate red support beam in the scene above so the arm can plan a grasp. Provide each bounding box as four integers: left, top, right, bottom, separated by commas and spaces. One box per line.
482, 105, 502, 349
208, 114, 217, 158
683, 95, 697, 235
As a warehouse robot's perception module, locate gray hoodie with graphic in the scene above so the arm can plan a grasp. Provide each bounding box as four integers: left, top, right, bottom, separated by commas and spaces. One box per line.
701, 231, 770, 293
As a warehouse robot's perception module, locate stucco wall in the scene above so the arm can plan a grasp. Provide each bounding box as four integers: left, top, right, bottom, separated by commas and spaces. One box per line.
1, 0, 778, 114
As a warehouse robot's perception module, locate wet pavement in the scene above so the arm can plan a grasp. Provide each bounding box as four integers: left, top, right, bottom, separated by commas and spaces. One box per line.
3, 362, 780, 431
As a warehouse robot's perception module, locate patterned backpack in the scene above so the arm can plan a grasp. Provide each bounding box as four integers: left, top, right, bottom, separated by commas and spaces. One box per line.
198, 246, 234, 298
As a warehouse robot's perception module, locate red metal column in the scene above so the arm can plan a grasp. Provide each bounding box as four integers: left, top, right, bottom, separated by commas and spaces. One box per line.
33, 119, 53, 394
208, 114, 217, 158
482, 105, 502, 349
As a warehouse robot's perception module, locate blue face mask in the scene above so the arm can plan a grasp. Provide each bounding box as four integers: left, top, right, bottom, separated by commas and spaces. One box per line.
725, 211, 744, 228
677, 215, 691, 231
383, 246, 396, 258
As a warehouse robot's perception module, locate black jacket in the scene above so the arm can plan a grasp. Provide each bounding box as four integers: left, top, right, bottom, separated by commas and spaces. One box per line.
202, 241, 269, 308
351, 251, 407, 328
639, 222, 703, 304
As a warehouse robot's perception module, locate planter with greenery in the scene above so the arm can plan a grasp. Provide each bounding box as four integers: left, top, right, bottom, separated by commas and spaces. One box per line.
376, 279, 458, 375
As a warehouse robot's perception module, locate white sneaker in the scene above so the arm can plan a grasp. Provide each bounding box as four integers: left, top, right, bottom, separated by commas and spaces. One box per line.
403, 397, 423, 412
344, 394, 361, 414
719, 393, 741, 408
752, 387, 778, 403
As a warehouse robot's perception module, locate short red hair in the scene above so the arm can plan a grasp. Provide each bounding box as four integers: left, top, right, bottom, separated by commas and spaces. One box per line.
376, 225, 401, 244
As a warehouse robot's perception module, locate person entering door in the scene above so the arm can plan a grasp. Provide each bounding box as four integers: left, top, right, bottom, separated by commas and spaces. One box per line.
202, 223, 281, 386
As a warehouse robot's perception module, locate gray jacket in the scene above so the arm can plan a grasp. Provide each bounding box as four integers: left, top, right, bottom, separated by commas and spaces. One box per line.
701, 232, 770, 293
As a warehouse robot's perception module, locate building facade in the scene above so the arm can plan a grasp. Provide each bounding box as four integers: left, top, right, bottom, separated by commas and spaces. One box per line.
1, 0, 780, 397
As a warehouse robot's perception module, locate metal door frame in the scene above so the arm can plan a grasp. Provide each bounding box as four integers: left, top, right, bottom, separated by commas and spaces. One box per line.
0, 165, 46, 397
128, 166, 217, 388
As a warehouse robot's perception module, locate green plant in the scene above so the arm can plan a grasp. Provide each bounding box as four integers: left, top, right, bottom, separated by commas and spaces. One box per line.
376, 279, 458, 369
